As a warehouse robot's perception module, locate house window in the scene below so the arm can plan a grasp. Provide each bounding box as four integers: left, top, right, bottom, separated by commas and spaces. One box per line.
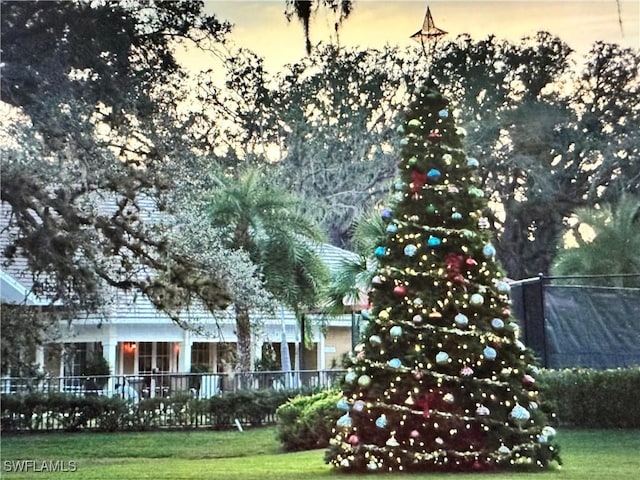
63, 343, 87, 377
138, 342, 170, 373
138, 342, 153, 373
191, 343, 213, 371
156, 342, 170, 372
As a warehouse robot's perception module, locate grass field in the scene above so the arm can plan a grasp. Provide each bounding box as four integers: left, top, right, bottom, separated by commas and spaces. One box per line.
1, 427, 639, 479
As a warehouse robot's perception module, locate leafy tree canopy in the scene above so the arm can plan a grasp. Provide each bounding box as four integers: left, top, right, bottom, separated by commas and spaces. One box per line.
185, 33, 639, 280
0, 0, 251, 370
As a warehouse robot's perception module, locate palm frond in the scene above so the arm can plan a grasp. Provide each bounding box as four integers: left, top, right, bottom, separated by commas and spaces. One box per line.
552, 194, 640, 286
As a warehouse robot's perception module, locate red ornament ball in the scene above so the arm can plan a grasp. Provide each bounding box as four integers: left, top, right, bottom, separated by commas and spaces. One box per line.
393, 285, 407, 296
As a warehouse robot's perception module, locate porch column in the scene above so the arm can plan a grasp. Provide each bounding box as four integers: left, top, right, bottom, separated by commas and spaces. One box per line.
178, 330, 192, 373
35, 346, 45, 371
103, 340, 117, 395
318, 330, 326, 370
253, 338, 263, 368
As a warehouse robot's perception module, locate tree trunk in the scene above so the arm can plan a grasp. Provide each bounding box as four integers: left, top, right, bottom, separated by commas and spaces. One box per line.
235, 304, 252, 373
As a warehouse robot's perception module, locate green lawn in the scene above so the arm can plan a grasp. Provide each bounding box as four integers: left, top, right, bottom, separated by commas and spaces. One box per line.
1, 428, 639, 479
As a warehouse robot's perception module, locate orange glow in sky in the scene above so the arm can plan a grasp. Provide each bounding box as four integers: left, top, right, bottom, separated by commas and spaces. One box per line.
200, 1, 639, 71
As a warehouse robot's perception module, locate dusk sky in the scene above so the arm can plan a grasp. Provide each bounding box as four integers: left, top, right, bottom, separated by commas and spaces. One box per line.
196, 1, 639, 72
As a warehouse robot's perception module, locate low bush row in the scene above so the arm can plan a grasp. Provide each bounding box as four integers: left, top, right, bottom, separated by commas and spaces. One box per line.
1, 389, 301, 433
537, 367, 640, 428
276, 367, 640, 451
3, 368, 638, 438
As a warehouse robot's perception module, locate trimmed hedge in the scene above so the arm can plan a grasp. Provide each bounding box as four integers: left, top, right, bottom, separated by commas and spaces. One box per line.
537, 367, 640, 428
3, 368, 638, 437
0, 392, 131, 432
0, 388, 304, 433
275, 367, 640, 452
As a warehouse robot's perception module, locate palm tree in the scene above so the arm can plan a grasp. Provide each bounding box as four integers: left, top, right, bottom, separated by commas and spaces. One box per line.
206, 169, 328, 371
551, 194, 640, 287
322, 210, 387, 349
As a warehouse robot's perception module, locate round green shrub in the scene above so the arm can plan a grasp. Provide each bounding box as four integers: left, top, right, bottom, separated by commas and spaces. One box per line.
276, 389, 342, 452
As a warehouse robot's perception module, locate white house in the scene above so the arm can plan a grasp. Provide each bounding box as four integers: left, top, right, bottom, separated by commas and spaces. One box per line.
1, 200, 361, 390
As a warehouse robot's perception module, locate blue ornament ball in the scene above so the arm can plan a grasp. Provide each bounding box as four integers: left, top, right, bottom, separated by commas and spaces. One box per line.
438, 109, 449, 118
491, 318, 505, 329
427, 168, 441, 181
451, 212, 463, 221
375, 414, 388, 429
436, 351, 449, 364
483, 346, 497, 360
374, 246, 386, 258
483, 243, 496, 257
389, 325, 403, 338
454, 313, 469, 326
345, 371, 357, 383
427, 236, 442, 247
380, 208, 392, 220
467, 157, 479, 168
388, 358, 402, 369
337, 413, 353, 428
404, 244, 418, 257
509, 404, 531, 424
337, 398, 350, 411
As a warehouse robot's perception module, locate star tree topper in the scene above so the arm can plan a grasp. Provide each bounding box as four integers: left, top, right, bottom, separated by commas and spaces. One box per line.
410, 6, 447, 59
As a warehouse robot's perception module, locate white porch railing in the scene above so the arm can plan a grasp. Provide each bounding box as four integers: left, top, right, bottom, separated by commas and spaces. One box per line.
0, 370, 346, 399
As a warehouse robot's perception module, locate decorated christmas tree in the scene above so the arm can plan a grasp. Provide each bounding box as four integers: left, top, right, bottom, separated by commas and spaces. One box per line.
325, 87, 561, 472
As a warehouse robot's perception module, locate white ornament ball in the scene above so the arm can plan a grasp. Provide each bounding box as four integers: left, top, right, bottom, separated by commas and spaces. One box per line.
470, 293, 484, 306
357, 375, 372, 387
498, 445, 511, 455
476, 405, 490, 416
353, 400, 366, 412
